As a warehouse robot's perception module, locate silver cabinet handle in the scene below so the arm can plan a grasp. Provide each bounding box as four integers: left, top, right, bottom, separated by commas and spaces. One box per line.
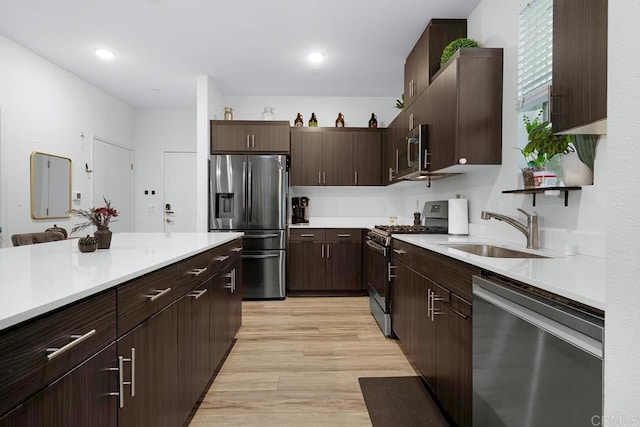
430, 290, 444, 321
393, 248, 406, 255
46, 329, 97, 361
214, 255, 229, 262
246, 134, 250, 149
300, 234, 315, 237
118, 348, 136, 408
395, 149, 399, 172
326, 244, 330, 258
388, 263, 397, 281
318, 171, 322, 184
244, 234, 279, 239
146, 287, 172, 302
189, 289, 208, 299
337, 234, 351, 237
223, 269, 236, 292
321, 244, 325, 258
354, 171, 358, 185
188, 267, 208, 276
407, 138, 412, 167
252, 134, 256, 149
323, 171, 326, 184
231, 247, 243, 252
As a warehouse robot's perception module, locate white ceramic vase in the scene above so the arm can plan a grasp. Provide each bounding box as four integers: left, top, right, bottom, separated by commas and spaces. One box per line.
560, 151, 593, 186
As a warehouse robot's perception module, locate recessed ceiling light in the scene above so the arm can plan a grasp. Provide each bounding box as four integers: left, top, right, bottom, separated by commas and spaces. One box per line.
95, 48, 116, 60
307, 51, 325, 64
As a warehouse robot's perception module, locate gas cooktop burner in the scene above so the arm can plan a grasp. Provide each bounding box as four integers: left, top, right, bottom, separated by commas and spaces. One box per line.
373, 225, 448, 234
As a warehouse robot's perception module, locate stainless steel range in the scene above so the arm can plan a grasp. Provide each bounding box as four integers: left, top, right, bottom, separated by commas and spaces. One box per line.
364, 201, 449, 336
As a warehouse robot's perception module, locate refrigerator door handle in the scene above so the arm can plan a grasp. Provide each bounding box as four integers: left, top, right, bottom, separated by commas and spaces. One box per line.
248, 161, 253, 222
242, 161, 247, 213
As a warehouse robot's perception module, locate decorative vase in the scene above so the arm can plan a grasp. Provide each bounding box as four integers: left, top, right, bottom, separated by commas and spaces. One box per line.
223, 107, 233, 120
94, 226, 112, 249
261, 106, 275, 120
560, 151, 593, 186
78, 235, 97, 253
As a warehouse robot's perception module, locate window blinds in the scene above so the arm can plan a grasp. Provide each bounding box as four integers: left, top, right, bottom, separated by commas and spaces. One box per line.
517, 0, 553, 109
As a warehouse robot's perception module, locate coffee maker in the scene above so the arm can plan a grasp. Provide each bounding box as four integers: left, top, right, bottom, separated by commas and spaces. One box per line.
291, 196, 310, 224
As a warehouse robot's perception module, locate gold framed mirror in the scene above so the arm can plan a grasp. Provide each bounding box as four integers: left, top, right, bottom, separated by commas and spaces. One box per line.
30, 151, 72, 219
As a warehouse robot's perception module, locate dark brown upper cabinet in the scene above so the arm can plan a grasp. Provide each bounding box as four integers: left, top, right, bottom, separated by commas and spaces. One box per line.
425, 48, 503, 173
551, 0, 607, 134
211, 120, 290, 153
290, 128, 383, 186
404, 19, 467, 109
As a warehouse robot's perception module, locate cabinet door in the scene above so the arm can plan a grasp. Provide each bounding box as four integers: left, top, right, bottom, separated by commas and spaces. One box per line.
177, 280, 211, 425
425, 64, 457, 172
290, 130, 323, 186
552, 0, 607, 133
0, 343, 118, 427
326, 240, 362, 290
288, 241, 326, 290
390, 262, 413, 352
412, 272, 437, 389
353, 131, 382, 186
211, 122, 251, 152
435, 290, 472, 427
322, 132, 353, 186
229, 259, 243, 338
210, 268, 231, 374
251, 124, 290, 152
118, 304, 178, 427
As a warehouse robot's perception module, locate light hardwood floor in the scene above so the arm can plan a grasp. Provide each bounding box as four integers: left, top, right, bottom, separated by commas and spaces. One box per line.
189, 296, 415, 426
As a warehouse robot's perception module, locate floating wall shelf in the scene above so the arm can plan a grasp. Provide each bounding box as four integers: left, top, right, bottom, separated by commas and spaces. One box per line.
502, 186, 582, 207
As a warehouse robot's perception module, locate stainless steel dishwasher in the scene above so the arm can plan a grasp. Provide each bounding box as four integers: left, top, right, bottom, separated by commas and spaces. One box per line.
472, 275, 603, 427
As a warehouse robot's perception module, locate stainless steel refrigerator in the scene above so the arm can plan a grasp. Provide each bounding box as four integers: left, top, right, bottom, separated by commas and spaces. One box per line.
209, 154, 287, 299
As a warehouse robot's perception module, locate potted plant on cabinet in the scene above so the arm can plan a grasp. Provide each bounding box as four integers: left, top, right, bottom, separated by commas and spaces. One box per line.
519, 113, 572, 188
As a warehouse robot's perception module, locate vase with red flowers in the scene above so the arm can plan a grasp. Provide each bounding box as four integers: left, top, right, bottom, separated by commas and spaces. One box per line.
69, 197, 119, 249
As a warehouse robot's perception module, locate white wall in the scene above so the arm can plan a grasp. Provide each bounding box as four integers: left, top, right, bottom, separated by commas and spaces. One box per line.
223, 96, 397, 128
132, 109, 196, 232
605, 0, 640, 420
0, 35, 134, 247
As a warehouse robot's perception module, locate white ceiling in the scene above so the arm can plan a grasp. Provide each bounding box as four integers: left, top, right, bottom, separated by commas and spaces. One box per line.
0, 0, 481, 109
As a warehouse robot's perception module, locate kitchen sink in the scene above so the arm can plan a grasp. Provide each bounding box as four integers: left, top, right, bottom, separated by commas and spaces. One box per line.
442, 244, 550, 259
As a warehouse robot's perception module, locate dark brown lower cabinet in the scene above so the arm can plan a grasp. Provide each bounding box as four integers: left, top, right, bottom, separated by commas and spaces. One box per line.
177, 279, 211, 425
392, 244, 472, 427
210, 259, 243, 374
117, 303, 178, 427
288, 239, 326, 291
0, 343, 118, 427
435, 291, 472, 427
288, 229, 363, 292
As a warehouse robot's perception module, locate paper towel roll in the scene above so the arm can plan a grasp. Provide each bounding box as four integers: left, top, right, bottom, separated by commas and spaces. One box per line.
448, 198, 469, 235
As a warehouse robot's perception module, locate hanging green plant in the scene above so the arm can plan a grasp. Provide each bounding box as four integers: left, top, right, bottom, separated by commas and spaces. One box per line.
394, 93, 404, 110
440, 38, 480, 66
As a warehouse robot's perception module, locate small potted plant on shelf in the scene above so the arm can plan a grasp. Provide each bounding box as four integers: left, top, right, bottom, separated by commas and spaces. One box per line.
519, 112, 572, 188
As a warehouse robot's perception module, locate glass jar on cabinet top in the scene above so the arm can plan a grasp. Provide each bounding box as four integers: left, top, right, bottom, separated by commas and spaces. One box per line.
261, 106, 275, 120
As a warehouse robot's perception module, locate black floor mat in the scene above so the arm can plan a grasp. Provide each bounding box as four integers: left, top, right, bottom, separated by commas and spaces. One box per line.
358, 376, 450, 427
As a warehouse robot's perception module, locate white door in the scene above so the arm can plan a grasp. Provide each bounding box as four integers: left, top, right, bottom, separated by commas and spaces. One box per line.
92, 138, 133, 232
163, 152, 197, 232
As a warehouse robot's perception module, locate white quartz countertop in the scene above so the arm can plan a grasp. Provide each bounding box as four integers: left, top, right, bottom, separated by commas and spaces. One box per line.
0, 232, 243, 331
392, 234, 605, 311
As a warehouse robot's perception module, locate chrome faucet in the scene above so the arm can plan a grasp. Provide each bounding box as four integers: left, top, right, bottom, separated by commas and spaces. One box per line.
481, 209, 539, 249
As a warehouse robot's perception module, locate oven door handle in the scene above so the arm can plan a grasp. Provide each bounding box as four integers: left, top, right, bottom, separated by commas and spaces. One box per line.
365, 239, 387, 256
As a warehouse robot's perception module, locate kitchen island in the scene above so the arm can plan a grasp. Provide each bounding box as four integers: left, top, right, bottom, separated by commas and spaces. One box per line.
0, 232, 243, 426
